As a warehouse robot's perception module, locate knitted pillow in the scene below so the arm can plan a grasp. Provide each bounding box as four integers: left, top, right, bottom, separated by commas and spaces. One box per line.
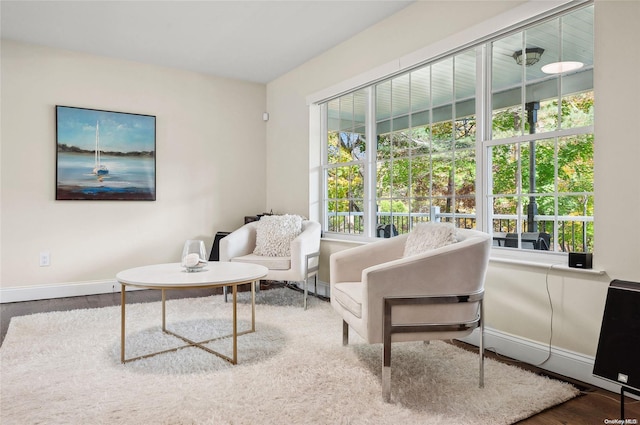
403, 222, 457, 257
253, 215, 303, 257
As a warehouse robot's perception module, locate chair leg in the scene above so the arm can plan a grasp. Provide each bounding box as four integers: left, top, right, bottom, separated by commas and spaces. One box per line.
382, 365, 391, 403
479, 299, 485, 388
223, 286, 228, 303
303, 276, 308, 310
383, 300, 392, 402
382, 341, 392, 402
342, 320, 349, 346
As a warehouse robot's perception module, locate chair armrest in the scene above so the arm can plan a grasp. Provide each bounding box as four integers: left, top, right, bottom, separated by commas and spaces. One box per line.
289, 221, 322, 279
219, 222, 257, 261
330, 235, 408, 284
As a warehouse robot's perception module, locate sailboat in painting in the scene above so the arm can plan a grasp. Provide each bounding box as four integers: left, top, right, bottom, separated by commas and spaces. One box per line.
92, 121, 108, 176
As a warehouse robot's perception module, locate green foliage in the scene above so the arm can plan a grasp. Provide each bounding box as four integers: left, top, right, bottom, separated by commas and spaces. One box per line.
328, 91, 594, 249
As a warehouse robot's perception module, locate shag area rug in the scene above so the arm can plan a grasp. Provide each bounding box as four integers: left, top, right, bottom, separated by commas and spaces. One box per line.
0, 288, 578, 424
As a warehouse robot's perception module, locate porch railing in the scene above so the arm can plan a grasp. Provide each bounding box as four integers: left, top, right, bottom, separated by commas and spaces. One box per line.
326, 209, 593, 252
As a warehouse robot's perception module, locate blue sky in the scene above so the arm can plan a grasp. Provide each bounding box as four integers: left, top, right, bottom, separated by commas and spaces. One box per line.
56, 106, 155, 153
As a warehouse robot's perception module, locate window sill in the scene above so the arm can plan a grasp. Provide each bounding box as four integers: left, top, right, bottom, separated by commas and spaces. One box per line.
322, 237, 605, 275
490, 255, 605, 275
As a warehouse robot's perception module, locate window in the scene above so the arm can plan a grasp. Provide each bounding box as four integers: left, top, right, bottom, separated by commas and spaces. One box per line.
321, 4, 594, 254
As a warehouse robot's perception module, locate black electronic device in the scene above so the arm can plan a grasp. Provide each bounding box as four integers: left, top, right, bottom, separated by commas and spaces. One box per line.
593, 280, 640, 418
568, 252, 593, 269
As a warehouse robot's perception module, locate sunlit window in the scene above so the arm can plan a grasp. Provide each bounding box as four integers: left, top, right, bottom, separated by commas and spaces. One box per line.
320, 4, 594, 254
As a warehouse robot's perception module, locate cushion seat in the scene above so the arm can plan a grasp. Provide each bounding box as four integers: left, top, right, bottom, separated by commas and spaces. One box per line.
332, 282, 363, 318
231, 254, 291, 270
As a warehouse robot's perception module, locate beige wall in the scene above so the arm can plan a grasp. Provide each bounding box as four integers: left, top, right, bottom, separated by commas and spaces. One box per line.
265, 0, 640, 361
0, 40, 267, 289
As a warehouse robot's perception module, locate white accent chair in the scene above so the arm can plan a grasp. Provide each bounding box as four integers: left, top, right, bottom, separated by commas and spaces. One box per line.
330, 228, 491, 402
219, 219, 321, 309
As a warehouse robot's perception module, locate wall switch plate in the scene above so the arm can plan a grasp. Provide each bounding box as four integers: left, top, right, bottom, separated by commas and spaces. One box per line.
39, 251, 50, 267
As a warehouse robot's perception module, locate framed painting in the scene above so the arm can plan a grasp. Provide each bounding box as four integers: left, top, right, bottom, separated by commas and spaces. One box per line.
56, 106, 156, 201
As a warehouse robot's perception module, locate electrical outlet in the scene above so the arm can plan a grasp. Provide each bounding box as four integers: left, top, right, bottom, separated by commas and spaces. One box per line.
39, 251, 50, 267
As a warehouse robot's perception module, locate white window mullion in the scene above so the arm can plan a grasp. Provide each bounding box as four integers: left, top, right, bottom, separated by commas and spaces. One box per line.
320, 103, 329, 231
364, 87, 377, 238
477, 45, 489, 233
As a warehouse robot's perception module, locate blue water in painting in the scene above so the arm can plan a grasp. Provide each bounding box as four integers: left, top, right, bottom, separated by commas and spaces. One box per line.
57, 152, 154, 193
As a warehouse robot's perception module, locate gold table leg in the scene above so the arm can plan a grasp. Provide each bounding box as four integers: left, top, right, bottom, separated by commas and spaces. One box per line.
120, 281, 258, 365
121, 284, 126, 363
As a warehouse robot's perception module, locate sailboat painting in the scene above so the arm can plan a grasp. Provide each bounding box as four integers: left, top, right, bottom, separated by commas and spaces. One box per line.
56, 106, 156, 200
92, 121, 108, 177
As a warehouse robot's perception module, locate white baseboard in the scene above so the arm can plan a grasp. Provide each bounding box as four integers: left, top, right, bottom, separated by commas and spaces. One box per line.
459, 327, 638, 397
0, 278, 330, 304
0, 279, 144, 303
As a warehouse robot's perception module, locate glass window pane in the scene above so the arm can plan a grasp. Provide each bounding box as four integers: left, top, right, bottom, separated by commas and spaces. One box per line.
353, 90, 367, 132
377, 133, 391, 161
455, 148, 476, 195
432, 58, 453, 110
392, 158, 410, 198
455, 196, 476, 229
561, 90, 594, 129
410, 198, 431, 223
339, 96, 353, 131
327, 131, 340, 164
432, 120, 453, 152
525, 19, 558, 84
527, 139, 556, 193
391, 74, 411, 125
455, 50, 476, 138
327, 167, 337, 198
411, 67, 430, 113
432, 152, 453, 197
350, 164, 365, 199
410, 126, 430, 156
392, 131, 410, 158
377, 160, 391, 198
455, 117, 476, 150
536, 98, 560, 133
410, 155, 430, 197
327, 98, 340, 132
492, 32, 524, 139
491, 144, 519, 195
492, 196, 518, 232
557, 135, 594, 193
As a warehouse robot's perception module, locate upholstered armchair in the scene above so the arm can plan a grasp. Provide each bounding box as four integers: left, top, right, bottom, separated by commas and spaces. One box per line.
220, 216, 321, 309
330, 224, 492, 401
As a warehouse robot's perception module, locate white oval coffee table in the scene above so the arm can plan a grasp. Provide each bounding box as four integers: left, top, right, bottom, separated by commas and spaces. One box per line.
117, 261, 268, 365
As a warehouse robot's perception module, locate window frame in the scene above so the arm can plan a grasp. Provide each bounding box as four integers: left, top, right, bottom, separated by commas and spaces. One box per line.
317, 1, 594, 259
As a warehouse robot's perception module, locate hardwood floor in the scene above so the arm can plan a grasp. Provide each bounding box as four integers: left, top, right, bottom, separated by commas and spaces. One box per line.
1, 286, 638, 424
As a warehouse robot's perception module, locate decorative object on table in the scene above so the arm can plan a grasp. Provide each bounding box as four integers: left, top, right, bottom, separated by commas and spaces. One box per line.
181, 240, 207, 272
55, 105, 156, 201
330, 227, 492, 402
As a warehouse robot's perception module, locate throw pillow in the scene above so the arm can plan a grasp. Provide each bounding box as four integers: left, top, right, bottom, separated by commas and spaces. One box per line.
253, 214, 303, 257
403, 222, 457, 257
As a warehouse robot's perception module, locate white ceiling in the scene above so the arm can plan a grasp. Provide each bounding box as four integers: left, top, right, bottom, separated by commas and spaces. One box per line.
1, 0, 413, 84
